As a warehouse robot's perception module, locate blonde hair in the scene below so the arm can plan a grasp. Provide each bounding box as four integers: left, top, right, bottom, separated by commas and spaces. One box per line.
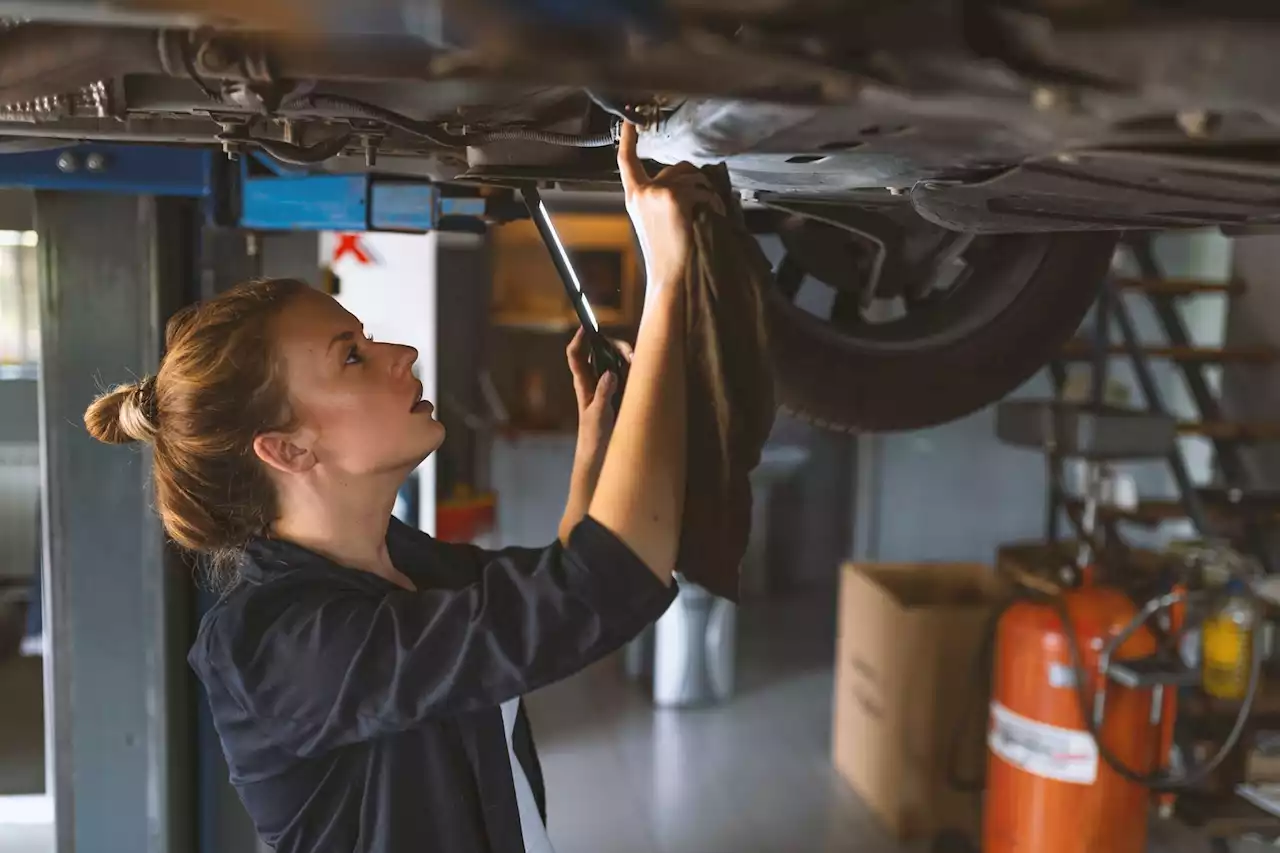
83, 278, 310, 586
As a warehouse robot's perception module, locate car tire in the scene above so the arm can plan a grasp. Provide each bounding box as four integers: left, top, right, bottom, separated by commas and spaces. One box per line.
765, 228, 1118, 433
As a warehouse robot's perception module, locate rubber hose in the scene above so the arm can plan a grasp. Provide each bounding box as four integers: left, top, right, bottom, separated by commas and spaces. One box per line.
464, 126, 620, 148
254, 133, 354, 166
291, 93, 620, 148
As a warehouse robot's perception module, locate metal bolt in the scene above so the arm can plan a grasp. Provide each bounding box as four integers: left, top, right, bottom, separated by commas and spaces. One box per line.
198, 39, 233, 73
1032, 87, 1060, 111
362, 135, 380, 168
84, 152, 106, 173
1178, 110, 1207, 138
56, 151, 78, 173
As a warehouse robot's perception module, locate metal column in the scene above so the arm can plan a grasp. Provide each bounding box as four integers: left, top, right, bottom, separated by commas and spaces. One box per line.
36, 192, 197, 853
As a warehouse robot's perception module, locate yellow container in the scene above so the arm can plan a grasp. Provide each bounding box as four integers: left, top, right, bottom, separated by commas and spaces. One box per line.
1202, 582, 1256, 701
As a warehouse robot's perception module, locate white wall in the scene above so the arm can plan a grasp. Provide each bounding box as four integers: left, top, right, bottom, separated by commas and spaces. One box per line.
1224, 233, 1280, 494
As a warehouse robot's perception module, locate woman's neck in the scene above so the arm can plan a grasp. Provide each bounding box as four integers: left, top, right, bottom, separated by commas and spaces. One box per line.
271, 476, 415, 589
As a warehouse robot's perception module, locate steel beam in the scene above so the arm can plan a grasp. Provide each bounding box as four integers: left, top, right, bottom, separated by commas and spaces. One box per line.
37, 192, 198, 853
0, 144, 212, 197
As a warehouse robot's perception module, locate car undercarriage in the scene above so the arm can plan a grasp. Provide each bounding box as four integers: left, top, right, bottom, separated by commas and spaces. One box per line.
3, 0, 1280, 430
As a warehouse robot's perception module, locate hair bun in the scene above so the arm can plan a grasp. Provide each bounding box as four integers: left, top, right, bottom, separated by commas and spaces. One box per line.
84, 376, 159, 445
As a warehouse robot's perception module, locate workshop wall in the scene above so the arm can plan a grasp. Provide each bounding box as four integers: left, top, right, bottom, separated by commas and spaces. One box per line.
1223, 233, 1280, 491
855, 231, 1231, 564
0, 378, 35, 442
0, 369, 39, 590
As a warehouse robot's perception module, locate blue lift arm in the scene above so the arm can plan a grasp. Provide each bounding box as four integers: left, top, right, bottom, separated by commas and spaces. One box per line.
0, 142, 518, 233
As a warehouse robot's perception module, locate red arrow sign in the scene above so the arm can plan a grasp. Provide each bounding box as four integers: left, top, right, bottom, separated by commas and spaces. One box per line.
333, 233, 373, 265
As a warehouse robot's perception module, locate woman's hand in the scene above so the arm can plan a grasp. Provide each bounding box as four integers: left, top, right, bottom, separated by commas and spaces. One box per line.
617, 122, 724, 295
567, 328, 633, 460
559, 328, 633, 544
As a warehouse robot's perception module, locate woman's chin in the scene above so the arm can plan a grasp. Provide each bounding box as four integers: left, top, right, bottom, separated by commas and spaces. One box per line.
418, 419, 447, 454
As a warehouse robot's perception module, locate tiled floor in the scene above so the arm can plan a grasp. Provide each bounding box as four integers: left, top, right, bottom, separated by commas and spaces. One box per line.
526, 591, 912, 853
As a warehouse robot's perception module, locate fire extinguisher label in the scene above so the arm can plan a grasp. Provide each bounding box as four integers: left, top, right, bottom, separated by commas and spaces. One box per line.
989, 702, 1099, 785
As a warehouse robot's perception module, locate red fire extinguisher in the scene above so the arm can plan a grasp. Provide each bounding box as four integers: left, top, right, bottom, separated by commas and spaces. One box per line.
984, 574, 1162, 853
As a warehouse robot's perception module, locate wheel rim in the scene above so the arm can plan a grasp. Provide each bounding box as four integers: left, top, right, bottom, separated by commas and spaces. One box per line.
765, 210, 1054, 355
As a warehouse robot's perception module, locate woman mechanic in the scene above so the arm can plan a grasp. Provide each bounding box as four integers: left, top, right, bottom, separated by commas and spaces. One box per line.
84, 125, 719, 853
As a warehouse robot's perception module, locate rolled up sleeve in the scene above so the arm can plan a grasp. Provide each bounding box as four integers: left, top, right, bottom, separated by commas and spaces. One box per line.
214, 516, 677, 757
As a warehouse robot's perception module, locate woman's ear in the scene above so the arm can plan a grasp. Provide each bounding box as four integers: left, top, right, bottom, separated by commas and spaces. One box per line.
253, 430, 317, 476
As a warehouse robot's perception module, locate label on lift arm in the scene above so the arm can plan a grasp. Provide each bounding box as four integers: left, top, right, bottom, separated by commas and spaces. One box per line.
988, 702, 1099, 785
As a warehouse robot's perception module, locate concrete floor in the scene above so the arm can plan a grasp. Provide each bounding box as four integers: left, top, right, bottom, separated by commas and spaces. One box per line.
527, 592, 909, 853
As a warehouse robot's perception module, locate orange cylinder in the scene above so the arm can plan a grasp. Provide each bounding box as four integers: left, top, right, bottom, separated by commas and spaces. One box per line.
984, 586, 1161, 853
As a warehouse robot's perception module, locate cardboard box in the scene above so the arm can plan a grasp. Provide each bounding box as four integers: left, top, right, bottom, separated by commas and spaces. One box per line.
832, 562, 1004, 841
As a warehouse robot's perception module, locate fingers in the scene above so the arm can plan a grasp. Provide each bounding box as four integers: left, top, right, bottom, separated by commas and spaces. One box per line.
595, 371, 616, 402
566, 328, 593, 405
585, 371, 617, 423
652, 166, 723, 218
608, 339, 635, 363
654, 161, 702, 183
617, 123, 648, 196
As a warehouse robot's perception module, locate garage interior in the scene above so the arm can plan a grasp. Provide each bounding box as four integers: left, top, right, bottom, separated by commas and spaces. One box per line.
2, 154, 1280, 853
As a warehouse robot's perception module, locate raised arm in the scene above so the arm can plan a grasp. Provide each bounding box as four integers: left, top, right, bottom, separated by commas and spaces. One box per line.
586, 124, 718, 583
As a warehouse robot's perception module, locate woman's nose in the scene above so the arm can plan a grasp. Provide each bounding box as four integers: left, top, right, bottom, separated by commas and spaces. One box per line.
392, 344, 419, 375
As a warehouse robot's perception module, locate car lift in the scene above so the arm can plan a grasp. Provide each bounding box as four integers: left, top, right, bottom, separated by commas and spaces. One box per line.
0, 142, 519, 233
0, 140, 628, 388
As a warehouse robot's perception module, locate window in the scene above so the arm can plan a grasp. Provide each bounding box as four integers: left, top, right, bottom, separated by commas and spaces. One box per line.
0, 230, 39, 376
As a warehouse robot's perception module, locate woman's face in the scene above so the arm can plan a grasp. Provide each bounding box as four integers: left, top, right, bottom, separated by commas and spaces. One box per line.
271, 289, 445, 477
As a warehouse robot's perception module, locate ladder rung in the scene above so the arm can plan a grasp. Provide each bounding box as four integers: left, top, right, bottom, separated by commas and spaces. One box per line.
1177, 421, 1280, 442
1112, 276, 1246, 297
1061, 340, 1279, 364
1065, 494, 1280, 526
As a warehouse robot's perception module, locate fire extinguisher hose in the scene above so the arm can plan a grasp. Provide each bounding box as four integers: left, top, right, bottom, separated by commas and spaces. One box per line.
1048, 592, 1263, 791
947, 587, 1264, 794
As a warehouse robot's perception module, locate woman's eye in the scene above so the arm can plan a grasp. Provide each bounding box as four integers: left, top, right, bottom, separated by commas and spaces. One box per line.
345, 345, 362, 365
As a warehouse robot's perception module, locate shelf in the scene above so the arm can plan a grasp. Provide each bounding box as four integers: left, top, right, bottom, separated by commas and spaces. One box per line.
1065, 491, 1280, 527
1113, 276, 1246, 297
1061, 340, 1280, 364
1178, 422, 1280, 443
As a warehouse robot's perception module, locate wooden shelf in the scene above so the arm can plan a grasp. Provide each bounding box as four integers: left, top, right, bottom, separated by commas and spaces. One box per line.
1065, 496, 1280, 527
1178, 422, 1280, 442
1113, 276, 1246, 297
1061, 340, 1280, 364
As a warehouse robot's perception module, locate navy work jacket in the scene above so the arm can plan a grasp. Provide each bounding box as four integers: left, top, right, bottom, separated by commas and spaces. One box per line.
189, 516, 676, 853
